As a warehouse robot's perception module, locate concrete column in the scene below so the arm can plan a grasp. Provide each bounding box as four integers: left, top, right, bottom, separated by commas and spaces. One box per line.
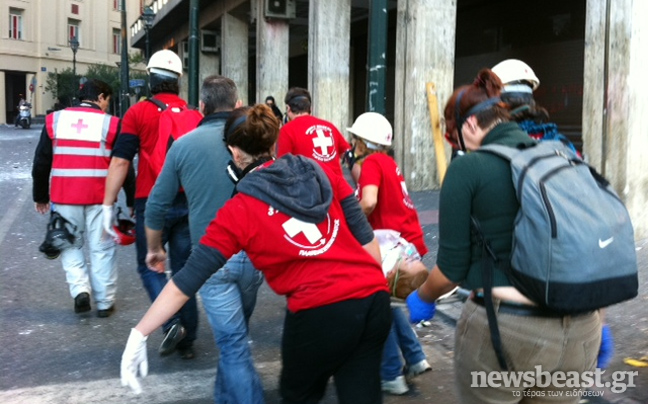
394, 0, 456, 191
200, 54, 221, 81
583, 0, 648, 238
0, 72, 6, 124
222, 12, 248, 104
256, 0, 289, 106
307, 0, 351, 133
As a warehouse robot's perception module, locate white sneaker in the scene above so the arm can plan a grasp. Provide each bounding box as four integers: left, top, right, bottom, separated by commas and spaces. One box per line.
406, 359, 432, 380
381, 375, 409, 395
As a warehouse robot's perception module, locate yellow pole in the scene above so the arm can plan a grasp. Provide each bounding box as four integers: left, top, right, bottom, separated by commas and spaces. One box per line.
426, 82, 448, 184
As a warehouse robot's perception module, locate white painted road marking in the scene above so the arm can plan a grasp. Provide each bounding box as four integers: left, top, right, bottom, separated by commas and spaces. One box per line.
0, 360, 282, 404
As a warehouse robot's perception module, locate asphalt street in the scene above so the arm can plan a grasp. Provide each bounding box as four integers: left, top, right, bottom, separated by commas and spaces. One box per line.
0, 124, 646, 404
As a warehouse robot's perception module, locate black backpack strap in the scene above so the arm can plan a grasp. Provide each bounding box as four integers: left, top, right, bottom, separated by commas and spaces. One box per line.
146, 97, 167, 111
471, 216, 509, 370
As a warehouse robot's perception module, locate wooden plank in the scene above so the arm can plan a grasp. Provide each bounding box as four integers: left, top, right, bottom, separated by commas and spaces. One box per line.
426, 82, 447, 184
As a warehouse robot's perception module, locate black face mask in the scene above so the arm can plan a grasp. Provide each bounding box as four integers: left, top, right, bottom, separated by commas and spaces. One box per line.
454, 91, 501, 151
454, 90, 468, 152
225, 157, 273, 188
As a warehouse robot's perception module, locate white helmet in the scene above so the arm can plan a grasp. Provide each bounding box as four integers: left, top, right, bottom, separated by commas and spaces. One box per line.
347, 112, 393, 147
147, 49, 183, 78
491, 59, 540, 91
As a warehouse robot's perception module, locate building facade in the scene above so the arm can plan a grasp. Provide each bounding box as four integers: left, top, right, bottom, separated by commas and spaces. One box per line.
0, 0, 144, 123
130, 0, 648, 237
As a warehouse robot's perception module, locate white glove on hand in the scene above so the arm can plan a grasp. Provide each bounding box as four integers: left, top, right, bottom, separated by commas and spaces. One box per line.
102, 205, 118, 239
121, 328, 148, 394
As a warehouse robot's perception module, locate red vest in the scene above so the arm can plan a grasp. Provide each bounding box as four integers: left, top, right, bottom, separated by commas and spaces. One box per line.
46, 107, 120, 205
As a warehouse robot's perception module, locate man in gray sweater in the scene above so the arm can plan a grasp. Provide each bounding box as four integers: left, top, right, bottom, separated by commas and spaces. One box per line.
144, 75, 265, 404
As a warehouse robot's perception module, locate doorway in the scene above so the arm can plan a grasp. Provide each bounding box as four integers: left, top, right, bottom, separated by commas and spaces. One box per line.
5, 71, 28, 125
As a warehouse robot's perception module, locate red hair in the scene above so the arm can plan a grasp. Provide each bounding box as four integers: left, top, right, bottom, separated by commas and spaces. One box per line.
444, 68, 508, 149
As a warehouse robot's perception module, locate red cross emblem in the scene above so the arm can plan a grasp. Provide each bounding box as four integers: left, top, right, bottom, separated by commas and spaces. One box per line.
71, 119, 89, 134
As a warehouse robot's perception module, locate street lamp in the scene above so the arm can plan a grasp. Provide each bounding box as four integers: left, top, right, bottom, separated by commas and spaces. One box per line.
69, 36, 79, 79
141, 6, 155, 61
69, 36, 80, 105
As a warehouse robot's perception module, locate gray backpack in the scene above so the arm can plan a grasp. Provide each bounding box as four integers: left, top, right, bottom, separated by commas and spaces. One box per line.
472, 140, 638, 370
477, 140, 638, 312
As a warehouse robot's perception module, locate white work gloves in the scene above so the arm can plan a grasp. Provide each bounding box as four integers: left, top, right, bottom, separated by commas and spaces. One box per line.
102, 204, 118, 239
121, 328, 148, 394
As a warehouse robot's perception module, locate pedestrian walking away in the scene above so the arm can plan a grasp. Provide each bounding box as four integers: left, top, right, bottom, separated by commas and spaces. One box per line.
277, 87, 351, 177
121, 104, 392, 404
145, 75, 265, 403
31, 78, 131, 318
102, 49, 198, 358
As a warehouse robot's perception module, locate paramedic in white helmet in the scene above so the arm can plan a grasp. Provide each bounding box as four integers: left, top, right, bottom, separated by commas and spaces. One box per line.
102, 49, 199, 359
349, 112, 432, 395
491, 59, 579, 155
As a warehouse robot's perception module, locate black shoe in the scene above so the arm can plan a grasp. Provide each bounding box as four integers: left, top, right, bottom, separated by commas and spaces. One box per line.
97, 305, 115, 318
159, 323, 186, 356
74, 293, 91, 313
177, 345, 195, 360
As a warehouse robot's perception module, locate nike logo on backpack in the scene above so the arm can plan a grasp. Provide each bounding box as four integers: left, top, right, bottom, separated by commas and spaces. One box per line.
599, 237, 614, 248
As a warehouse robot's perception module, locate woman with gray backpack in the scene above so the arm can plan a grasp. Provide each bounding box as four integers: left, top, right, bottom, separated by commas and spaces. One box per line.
405, 68, 637, 403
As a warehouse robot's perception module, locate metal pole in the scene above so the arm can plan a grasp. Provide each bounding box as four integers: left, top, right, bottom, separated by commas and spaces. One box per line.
188, 0, 200, 106
145, 29, 151, 98
366, 0, 388, 114
145, 30, 151, 62
72, 53, 76, 81
120, 0, 130, 116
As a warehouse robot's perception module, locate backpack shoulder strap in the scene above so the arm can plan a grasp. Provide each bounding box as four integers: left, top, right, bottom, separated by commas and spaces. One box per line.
471, 216, 509, 370
147, 97, 167, 111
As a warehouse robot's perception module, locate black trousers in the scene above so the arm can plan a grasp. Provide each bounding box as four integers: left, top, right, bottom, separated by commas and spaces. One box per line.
280, 291, 392, 404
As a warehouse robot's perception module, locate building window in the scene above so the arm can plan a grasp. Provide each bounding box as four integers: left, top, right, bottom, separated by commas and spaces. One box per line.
68, 19, 80, 43
113, 29, 121, 54
9, 8, 23, 40
114, 0, 119, 11
71, 4, 79, 15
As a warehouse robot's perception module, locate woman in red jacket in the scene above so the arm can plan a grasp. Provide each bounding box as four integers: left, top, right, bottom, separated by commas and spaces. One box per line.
120, 104, 391, 404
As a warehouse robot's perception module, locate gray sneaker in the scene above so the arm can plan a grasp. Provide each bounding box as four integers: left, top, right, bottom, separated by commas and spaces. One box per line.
159, 323, 186, 356
381, 375, 408, 395
406, 359, 432, 381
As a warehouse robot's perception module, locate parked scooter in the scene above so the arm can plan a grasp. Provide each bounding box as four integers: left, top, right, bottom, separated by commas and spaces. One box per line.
18, 103, 32, 129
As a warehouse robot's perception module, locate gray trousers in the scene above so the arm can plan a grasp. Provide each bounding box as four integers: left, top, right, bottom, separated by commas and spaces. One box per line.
454, 298, 601, 404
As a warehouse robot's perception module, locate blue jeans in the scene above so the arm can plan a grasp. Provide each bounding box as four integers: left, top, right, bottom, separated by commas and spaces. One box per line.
381, 306, 426, 381
199, 251, 265, 404
135, 194, 197, 346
